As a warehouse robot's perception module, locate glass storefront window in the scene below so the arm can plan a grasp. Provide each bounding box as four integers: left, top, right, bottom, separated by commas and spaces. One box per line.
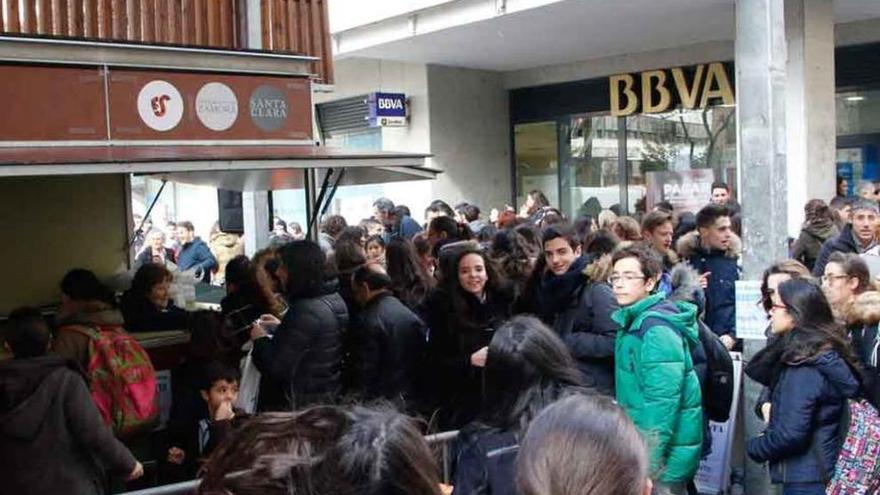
625, 106, 737, 215
560, 114, 619, 219
836, 90, 880, 195
514, 121, 559, 210
513, 107, 738, 220
837, 90, 880, 137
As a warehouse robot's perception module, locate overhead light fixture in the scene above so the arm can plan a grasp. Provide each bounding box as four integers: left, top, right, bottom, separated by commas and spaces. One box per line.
845, 95, 866, 102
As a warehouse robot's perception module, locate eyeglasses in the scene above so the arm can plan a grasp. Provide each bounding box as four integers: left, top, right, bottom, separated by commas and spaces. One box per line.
821, 274, 850, 283
608, 274, 646, 285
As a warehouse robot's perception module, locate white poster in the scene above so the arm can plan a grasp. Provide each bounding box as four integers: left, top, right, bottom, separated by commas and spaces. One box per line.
735, 280, 767, 340
694, 353, 743, 495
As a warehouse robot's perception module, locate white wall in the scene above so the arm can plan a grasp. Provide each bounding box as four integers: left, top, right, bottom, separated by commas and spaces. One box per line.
427, 64, 512, 213
503, 40, 735, 89
316, 59, 512, 221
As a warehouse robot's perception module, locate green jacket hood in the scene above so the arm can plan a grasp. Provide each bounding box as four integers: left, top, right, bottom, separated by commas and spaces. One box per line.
613, 293, 699, 344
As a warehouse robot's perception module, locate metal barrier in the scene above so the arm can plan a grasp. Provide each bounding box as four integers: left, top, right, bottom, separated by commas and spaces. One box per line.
120, 430, 461, 495
425, 430, 460, 484
120, 479, 200, 495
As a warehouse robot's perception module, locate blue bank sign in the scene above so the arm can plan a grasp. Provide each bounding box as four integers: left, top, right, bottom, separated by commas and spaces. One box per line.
367, 92, 407, 127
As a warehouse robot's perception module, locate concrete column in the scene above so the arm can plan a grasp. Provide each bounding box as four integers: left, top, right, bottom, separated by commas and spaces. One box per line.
736, 0, 789, 493
242, 192, 271, 257
785, 0, 836, 236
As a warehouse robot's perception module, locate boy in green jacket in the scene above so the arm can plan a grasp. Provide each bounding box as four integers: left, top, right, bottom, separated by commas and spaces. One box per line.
609, 245, 703, 495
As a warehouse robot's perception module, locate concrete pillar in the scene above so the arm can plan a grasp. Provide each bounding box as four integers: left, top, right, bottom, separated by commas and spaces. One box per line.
736, 0, 789, 492
785, 0, 836, 236
242, 192, 271, 257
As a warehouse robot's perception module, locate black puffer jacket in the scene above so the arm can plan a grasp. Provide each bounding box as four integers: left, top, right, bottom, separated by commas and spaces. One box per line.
526, 255, 619, 394
0, 357, 136, 494
252, 281, 349, 410
812, 223, 860, 277
452, 425, 518, 495
421, 286, 513, 429
352, 292, 427, 408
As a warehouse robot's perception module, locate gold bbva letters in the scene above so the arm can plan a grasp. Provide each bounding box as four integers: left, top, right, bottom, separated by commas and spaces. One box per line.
610, 62, 735, 117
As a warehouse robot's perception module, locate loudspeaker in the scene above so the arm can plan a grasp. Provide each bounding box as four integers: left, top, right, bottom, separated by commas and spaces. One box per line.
217, 189, 244, 234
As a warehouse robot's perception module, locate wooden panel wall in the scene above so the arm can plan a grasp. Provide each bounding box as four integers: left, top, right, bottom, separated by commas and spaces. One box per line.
260, 0, 333, 84
0, 0, 237, 48
0, 0, 332, 83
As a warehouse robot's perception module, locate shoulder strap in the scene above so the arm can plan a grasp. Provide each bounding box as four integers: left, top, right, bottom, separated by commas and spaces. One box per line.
61, 324, 100, 340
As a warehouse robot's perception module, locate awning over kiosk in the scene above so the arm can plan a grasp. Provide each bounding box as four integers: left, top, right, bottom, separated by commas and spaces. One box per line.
0, 145, 436, 191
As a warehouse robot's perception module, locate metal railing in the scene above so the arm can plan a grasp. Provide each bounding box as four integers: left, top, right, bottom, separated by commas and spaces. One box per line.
120, 430, 460, 495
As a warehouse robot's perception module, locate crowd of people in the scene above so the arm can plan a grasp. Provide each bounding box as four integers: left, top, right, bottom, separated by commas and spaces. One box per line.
3, 180, 880, 495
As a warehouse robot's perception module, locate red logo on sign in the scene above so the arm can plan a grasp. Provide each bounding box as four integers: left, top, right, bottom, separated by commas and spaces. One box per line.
151, 95, 171, 117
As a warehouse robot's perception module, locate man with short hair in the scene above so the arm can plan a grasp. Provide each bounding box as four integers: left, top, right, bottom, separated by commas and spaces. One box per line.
676, 204, 740, 349
610, 245, 703, 495
710, 182, 741, 215
642, 210, 678, 295
813, 198, 880, 277
176, 221, 218, 283
373, 198, 422, 242
830, 196, 853, 229
319, 215, 348, 253
0, 307, 142, 493
524, 223, 619, 394
372, 197, 395, 224
857, 181, 878, 202
425, 199, 455, 224
350, 263, 427, 408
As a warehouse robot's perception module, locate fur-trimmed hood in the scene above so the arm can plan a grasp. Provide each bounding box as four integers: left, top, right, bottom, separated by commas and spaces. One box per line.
676, 230, 742, 260
583, 253, 613, 284
846, 291, 880, 327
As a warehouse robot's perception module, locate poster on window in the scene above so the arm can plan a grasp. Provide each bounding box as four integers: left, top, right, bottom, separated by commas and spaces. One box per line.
694, 353, 743, 495
645, 169, 715, 214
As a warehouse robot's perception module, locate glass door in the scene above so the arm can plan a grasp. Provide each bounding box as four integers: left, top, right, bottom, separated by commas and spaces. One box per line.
514, 121, 559, 211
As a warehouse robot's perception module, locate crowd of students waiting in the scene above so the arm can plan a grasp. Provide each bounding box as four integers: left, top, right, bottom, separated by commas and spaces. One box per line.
2, 180, 880, 495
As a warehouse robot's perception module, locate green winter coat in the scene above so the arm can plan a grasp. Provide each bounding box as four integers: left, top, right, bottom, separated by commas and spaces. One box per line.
612, 293, 703, 483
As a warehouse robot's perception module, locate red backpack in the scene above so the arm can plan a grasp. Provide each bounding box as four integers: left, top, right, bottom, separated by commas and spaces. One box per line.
67, 324, 159, 437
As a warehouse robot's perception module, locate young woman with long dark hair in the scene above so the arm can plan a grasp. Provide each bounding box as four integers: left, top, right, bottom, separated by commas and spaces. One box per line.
249, 241, 349, 411
221, 255, 284, 346
453, 316, 586, 494
198, 405, 442, 495
385, 237, 435, 311
420, 246, 513, 429
746, 278, 861, 495
516, 394, 652, 495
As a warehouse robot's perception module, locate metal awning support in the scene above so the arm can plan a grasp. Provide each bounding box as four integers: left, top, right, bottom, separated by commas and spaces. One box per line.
129, 179, 167, 249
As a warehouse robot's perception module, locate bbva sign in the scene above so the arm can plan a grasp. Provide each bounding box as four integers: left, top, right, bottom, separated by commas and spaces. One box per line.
609, 62, 735, 117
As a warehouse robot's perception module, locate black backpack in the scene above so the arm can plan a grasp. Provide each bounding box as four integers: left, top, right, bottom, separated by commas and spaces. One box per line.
695, 321, 735, 422
642, 312, 734, 423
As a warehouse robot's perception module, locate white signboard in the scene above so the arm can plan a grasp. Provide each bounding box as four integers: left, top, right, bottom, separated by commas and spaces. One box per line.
735, 280, 767, 340
694, 353, 743, 495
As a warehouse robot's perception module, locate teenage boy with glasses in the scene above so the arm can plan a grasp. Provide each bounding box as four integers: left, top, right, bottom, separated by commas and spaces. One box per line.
610, 244, 703, 495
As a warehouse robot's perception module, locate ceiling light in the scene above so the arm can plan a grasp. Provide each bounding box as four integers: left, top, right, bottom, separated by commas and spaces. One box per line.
845, 95, 866, 102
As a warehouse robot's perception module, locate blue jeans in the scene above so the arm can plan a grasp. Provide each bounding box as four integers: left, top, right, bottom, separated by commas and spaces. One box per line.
782, 482, 826, 495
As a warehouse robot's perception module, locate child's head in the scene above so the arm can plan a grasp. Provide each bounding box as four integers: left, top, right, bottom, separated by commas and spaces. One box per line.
4, 307, 51, 358
200, 362, 240, 415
